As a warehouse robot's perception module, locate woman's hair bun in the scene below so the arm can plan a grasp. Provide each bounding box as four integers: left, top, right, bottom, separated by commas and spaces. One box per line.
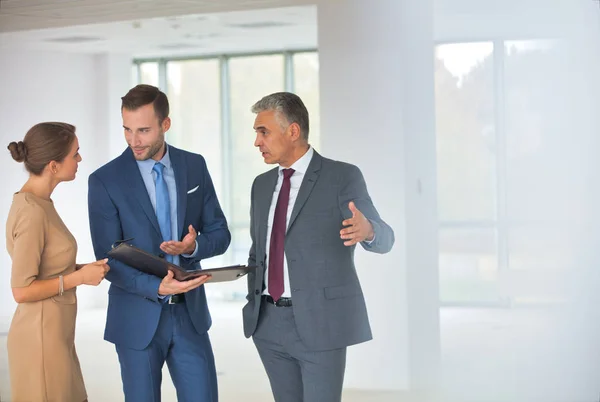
8, 141, 27, 163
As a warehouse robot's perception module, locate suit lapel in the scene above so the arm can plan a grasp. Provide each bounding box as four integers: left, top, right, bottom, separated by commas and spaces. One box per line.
169, 146, 188, 241
121, 149, 162, 238
288, 151, 322, 232
257, 168, 279, 263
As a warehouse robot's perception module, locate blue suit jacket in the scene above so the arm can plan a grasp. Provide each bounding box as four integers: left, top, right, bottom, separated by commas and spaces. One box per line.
88, 146, 231, 350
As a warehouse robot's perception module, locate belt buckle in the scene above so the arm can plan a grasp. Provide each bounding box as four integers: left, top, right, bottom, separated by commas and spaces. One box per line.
275, 297, 291, 307
168, 296, 175, 304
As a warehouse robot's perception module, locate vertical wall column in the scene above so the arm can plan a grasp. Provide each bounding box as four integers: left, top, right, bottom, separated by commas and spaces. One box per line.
317, 0, 439, 392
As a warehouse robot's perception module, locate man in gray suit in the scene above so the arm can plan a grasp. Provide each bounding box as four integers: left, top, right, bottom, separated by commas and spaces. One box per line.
243, 92, 395, 402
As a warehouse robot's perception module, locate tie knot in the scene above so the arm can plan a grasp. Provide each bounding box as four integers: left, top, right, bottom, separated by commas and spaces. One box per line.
153, 162, 165, 175
282, 168, 295, 180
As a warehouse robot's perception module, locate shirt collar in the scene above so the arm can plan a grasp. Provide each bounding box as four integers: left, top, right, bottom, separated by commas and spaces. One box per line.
136, 143, 172, 174
279, 146, 314, 176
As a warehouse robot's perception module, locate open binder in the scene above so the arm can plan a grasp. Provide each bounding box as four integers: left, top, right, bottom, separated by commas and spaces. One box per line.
107, 240, 255, 282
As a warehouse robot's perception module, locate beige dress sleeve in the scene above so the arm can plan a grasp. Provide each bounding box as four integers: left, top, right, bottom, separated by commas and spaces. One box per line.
10, 201, 47, 288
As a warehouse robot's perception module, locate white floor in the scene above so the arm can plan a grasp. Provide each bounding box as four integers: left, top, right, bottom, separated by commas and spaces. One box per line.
1, 302, 600, 402
0, 301, 403, 402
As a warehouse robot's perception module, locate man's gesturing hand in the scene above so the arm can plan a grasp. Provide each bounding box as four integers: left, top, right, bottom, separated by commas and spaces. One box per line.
340, 201, 374, 246
160, 224, 197, 256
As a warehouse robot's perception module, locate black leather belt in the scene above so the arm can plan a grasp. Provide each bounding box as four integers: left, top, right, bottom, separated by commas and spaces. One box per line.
168, 294, 185, 304
262, 295, 292, 307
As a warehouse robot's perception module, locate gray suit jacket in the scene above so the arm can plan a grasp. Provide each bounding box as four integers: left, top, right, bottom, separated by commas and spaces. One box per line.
243, 151, 394, 351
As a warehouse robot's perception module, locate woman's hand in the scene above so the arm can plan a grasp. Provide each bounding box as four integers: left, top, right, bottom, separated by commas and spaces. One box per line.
77, 258, 110, 286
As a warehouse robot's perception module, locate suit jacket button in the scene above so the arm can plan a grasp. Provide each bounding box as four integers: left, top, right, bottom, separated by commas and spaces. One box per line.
255, 289, 260, 295
158, 253, 165, 258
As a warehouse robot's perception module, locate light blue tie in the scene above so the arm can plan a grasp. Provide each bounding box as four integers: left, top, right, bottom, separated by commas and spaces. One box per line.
153, 162, 173, 263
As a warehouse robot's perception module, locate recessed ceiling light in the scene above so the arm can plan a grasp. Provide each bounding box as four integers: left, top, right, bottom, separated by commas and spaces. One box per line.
157, 43, 201, 50
228, 21, 294, 29
184, 33, 220, 40
45, 36, 104, 44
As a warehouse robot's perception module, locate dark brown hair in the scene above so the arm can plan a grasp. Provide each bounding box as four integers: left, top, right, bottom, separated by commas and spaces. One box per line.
8, 122, 76, 176
121, 84, 169, 123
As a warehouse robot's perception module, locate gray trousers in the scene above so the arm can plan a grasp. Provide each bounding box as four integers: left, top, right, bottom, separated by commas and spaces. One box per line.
252, 301, 347, 402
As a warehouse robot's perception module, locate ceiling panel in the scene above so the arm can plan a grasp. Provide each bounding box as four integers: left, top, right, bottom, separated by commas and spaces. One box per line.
0, 0, 313, 32
0, 5, 317, 58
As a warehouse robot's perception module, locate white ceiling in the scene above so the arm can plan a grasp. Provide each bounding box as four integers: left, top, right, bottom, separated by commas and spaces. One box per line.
0, 0, 580, 59
0, 0, 317, 58
0, 0, 313, 32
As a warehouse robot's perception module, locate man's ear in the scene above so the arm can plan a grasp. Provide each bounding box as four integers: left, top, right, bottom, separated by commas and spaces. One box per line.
162, 117, 172, 132
288, 122, 302, 141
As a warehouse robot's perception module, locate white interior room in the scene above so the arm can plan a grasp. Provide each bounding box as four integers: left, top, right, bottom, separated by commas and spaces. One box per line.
2, 0, 600, 401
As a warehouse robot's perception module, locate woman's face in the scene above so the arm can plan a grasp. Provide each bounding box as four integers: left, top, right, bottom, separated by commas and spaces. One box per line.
53, 136, 82, 182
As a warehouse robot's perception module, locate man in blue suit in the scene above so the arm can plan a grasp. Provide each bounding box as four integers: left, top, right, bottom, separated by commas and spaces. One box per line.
88, 84, 230, 402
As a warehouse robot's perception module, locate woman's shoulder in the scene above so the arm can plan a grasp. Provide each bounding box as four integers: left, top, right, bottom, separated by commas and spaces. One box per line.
9, 193, 49, 221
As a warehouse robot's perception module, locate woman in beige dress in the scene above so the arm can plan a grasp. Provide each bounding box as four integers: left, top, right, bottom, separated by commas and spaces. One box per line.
6, 122, 110, 402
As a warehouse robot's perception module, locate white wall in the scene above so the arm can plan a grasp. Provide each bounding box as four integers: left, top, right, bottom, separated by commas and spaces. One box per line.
0, 49, 132, 330
317, 0, 438, 393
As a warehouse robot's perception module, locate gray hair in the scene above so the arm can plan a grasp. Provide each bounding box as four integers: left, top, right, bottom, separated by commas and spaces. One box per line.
251, 92, 310, 141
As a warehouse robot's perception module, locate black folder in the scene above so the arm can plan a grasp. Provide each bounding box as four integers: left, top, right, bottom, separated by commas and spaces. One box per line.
107, 240, 255, 282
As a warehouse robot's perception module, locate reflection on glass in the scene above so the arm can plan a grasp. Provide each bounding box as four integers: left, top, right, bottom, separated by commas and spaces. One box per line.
435, 42, 496, 222
293, 52, 321, 151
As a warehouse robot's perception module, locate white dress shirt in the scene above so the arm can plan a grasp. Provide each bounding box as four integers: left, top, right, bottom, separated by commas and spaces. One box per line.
263, 146, 314, 298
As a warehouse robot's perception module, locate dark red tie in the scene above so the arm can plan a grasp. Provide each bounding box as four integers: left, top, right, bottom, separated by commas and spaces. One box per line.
268, 168, 295, 301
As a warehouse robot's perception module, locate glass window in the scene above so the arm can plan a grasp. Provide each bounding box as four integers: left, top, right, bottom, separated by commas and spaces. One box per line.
503, 40, 575, 305
435, 39, 574, 306
506, 224, 572, 305
166, 59, 222, 201
435, 42, 499, 304
435, 42, 496, 222
504, 40, 570, 223
139, 52, 318, 301
293, 52, 321, 150
229, 55, 285, 228
139, 62, 159, 86
439, 227, 501, 304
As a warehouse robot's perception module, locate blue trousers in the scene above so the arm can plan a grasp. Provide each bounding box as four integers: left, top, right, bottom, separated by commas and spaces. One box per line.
115, 303, 218, 402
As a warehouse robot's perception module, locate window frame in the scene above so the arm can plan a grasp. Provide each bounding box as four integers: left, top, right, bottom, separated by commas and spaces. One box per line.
133, 49, 318, 268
